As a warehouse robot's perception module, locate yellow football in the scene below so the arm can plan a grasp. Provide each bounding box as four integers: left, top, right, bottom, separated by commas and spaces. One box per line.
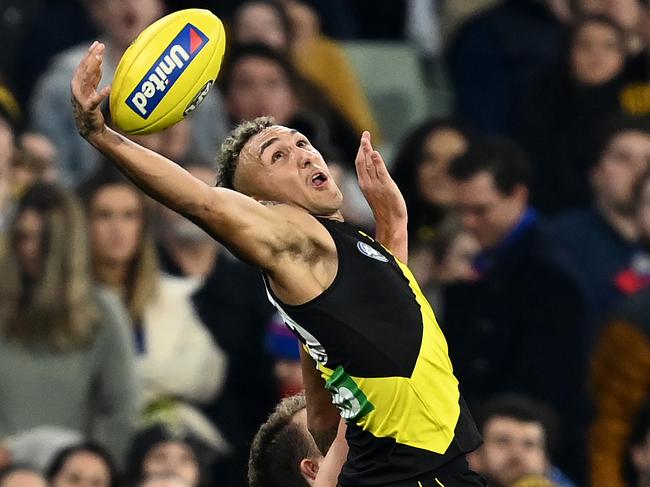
109, 8, 226, 135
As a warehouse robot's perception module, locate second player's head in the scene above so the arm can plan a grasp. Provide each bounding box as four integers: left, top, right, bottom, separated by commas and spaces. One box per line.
217, 117, 343, 217
248, 393, 324, 487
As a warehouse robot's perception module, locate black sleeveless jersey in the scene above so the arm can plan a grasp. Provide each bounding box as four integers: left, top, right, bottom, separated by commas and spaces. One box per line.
263, 218, 481, 486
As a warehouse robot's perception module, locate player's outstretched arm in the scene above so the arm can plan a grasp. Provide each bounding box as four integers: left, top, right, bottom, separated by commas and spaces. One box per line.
355, 131, 408, 263
71, 42, 298, 269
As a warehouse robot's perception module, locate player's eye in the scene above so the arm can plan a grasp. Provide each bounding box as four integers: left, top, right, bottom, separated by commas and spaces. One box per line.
297, 140, 308, 148
272, 151, 283, 163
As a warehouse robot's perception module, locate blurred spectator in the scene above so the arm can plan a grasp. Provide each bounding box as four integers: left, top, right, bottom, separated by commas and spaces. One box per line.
78, 165, 228, 455
517, 16, 639, 212
265, 313, 303, 398
591, 296, 650, 487
0, 1, 46, 74
574, 1, 650, 119
469, 394, 573, 487
589, 170, 650, 487
126, 425, 207, 487
545, 118, 650, 323
391, 119, 475, 308
405, 0, 443, 61
411, 216, 480, 312
147, 154, 277, 485
0, 182, 136, 464
29, 0, 229, 187
446, 0, 566, 136
248, 393, 324, 487
191, 250, 278, 487
391, 118, 471, 241
281, 0, 381, 139
627, 401, 650, 487
0, 128, 14, 234
3, 427, 81, 472
577, 0, 647, 51
138, 474, 190, 487
46, 443, 117, 487
0, 466, 46, 487
10, 134, 58, 196
229, 0, 292, 52
0, 84, 20, 234
440, 0, 500, 43
219, 42, 359, 166
614, 169, 650, 295
443, 138, 589, 479
7, 1, 97, 107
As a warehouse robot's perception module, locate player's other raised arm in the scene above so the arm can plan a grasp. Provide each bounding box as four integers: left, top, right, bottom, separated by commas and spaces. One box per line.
355, 131, 408, 263
71, 42, 293, 269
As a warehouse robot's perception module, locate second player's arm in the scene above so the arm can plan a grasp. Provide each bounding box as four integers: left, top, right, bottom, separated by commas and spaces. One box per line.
300, 347, 340, 455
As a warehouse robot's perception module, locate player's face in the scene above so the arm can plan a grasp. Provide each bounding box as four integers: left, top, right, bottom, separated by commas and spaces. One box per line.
237, 126, 343, 216
453, 171, 527, 250
476, 417, 548, 487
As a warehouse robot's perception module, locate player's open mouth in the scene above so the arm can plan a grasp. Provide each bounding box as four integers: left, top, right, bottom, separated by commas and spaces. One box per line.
310, 172, 328, 188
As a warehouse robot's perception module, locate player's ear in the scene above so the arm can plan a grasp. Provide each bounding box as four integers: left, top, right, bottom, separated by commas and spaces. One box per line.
299, 457, 320, 481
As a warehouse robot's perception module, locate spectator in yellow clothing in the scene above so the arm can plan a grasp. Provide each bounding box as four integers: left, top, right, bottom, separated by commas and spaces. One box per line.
590, 170, 650, 487
229, 0, 381, 142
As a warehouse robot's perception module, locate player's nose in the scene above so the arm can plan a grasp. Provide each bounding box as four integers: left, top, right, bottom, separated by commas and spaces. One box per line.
299, 157, 313, 169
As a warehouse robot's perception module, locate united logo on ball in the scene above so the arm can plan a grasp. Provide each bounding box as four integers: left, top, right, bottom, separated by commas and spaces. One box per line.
110, 9, 226, 135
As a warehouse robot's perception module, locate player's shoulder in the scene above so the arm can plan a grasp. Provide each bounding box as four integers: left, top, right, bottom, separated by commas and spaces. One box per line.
264, 203, 336, 248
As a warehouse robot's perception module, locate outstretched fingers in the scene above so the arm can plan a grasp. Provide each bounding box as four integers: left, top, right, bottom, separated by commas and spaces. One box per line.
72, 42, 109, 109
370, 148, 389, 180
355, 131, 380, 186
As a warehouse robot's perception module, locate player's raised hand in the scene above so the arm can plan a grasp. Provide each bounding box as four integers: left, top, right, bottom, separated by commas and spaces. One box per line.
355, 131, 407, 223
71, 41, 111, 139
355, 131, 408, 262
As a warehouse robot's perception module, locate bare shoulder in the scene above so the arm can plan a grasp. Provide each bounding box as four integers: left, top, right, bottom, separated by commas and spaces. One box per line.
264, 203, 336, 252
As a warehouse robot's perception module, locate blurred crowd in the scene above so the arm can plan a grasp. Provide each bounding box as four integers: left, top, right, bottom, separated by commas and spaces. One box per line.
0, 0, 649, 487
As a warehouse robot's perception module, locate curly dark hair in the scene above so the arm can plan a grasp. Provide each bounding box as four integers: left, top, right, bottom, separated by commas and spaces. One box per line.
216, 116, 276, 190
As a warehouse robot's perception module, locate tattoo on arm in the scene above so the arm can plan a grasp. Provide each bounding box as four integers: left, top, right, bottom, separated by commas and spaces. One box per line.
259, 200, 281, 206
71, 94, 101, 139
